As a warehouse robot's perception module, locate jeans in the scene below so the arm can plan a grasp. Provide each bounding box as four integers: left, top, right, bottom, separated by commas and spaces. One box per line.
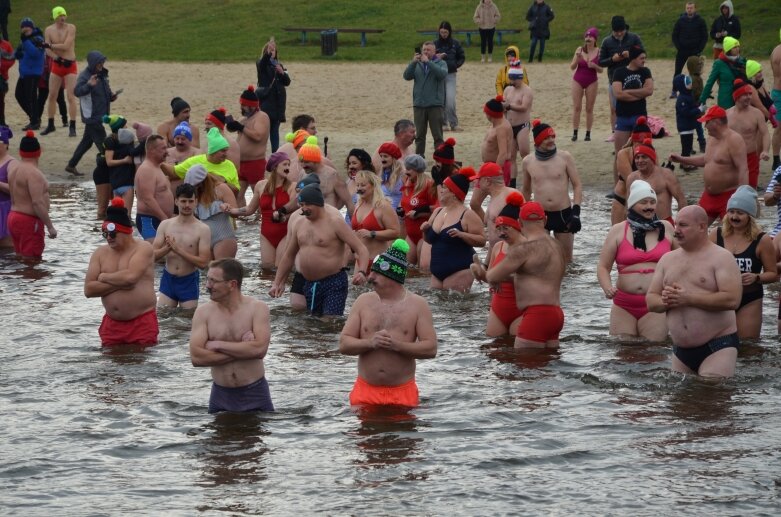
68, 122, 106, 168
413, 106, 444, 157
479, 28, 495, 55
444, 73, 458, 128
529, 36, 546, 62
268, 118, 281, 152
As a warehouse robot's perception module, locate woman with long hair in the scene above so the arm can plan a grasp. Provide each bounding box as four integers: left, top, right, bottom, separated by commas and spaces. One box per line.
185, 164, 237, 259
256, 37, 291, 152
400, 154, 437, 268
343, 148, 374, 225
351, 170, 399, 263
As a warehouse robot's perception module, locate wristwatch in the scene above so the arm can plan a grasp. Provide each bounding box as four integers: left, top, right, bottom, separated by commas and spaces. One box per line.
370, 230, 376, 239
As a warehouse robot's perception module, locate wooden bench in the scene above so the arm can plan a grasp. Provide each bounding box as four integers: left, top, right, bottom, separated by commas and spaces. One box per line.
282, 27, 385, 47
416, 29, 521, 47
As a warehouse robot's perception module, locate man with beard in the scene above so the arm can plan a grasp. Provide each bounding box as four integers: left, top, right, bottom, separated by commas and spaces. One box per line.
158, 96, 201, 149
296, 135, 352, 213
189, 258, 274, 413
227, 85, 270, 205
269, 183, 369, 316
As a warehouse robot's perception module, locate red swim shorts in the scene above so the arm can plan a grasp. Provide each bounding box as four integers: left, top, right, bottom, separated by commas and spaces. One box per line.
51, 59, 78, 77
239, 158, 267, 185
746, 152, 759, 188
98, 309, 159, 347
7, 210, 45, 258
698, 188, 736, 221
516, 304, 564, 344
349, 376, 419, 407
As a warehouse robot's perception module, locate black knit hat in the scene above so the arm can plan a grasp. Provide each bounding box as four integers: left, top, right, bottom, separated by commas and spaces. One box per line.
531, 119, 555, 147
240, 85, 259, 107
19, 130, 41, 158
297, 184, 324, 207
103, 197, 133, 234
484, 95, 505, 118
433, 138, 456, 165
296, 173, 321, 190
171, 97, 190, 116
443, 168, 472, 201
371, 239, 411, 284
206, 107, 227, 129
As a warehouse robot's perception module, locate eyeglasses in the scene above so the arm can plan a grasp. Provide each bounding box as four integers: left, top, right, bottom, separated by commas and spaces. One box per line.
205, 277, 231, 285
102, 230, 118, 239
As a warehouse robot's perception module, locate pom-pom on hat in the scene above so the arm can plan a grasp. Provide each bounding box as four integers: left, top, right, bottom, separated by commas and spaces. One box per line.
494, 191, 526, 231
484, 95, 505, 118
102, 114, 127, 133
184, 164, 208, 186
296, 173, 321, 190
297, 183, 324, 207
531, 119, 555, 147
520, 201, 546, 221
266, 151, 289, 173
206, 107, 227, 129
173, 121, 193, 141
469, 161, 502, 181
727, 185, 758, 218
240, 85, 260, 108
206, 127, 229, 154
443, 169, 472, 201
631, 116, 653, 142
285, 129, 310, 149
52, 6, 67, 20
404, 154, 427, 173
378, 142, 402, 160
732, 78, 753, 101
19, 130, 41, 158
508, 67, 524, 80
633, 138, 657, 164
723, 36, 740, 54
102, 197, 134, 234
0, 125, 13, 145
433, 138, 456, 165
298, 135, 322, 163
371, 239, 411, 284
171, 97, 190, 117
746, 60, 762, 80
698, 105, 727, 123
627, 179, 657, 209
132, 122, 152, 141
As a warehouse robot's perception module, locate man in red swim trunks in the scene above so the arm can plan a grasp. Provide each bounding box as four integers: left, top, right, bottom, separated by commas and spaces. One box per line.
670, 105, 748, 224
42, 6, 78, 136
7, 131, 57, 259
486, 201, 567, 348
227, 85, 270, 207
340, 239, 438, 407
726, 79, 770, 189
84, 197, 158, 347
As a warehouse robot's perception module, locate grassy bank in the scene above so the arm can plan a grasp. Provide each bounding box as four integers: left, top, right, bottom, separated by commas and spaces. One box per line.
19, 1, 781, 62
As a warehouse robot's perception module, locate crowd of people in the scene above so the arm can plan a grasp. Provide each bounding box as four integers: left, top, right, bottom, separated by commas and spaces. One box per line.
1, 3, 781, 414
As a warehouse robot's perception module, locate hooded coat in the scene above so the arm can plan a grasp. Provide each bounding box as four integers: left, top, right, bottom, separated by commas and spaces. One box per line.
673, 74, 701, 132
700, 53, 746, 108
74, 51, 112, 124
525, 1, 554, 40
710, 1, 741, 48
495, 45, 529, 94
435, 22, 465, 74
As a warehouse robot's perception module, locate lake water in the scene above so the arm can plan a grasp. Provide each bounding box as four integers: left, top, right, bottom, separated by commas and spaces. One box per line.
2, 182, 780, 515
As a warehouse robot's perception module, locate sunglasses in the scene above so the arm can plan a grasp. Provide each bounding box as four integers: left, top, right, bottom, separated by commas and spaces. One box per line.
102, 230, 118, 239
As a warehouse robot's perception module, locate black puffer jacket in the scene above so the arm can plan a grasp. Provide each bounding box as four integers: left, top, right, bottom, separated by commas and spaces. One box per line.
672, 13, 708, 54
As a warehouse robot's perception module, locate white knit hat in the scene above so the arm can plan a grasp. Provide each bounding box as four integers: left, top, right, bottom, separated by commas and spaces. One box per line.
627, 180, 656, 209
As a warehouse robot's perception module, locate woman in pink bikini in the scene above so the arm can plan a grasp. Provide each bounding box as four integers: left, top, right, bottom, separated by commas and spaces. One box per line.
597, 180, 675, 341
569, 27, 603, 142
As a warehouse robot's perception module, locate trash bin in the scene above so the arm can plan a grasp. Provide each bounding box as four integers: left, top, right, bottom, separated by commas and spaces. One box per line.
321, 29, 338, 56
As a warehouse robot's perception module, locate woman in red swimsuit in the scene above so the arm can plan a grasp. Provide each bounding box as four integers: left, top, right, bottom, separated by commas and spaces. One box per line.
400, 154, 438, 269
351, 170, 400, 264
227, 151, 294, 269
598, 180, 675, 341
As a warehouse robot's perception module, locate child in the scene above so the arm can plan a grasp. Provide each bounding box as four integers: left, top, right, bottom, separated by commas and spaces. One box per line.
673, 74, 701, 172
104, 122, 137, 214
494, 45, 529, 95
685, 55, 706, 153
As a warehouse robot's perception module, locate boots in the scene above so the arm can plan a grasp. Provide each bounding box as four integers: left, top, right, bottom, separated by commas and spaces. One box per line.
69, 120, 76, 137
571, 129, 578, 142
41, 118, 56, 135
584, 130, 591, 142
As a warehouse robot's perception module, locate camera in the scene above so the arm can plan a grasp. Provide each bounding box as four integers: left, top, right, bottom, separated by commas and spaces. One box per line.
396, 206, 406, 218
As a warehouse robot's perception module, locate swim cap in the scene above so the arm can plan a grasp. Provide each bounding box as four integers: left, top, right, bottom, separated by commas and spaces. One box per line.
206, 127, 229, 154
52, 6, 67, 20
727, 185, 758, 218
627, 179, 656, 209
371, 239, 411, 284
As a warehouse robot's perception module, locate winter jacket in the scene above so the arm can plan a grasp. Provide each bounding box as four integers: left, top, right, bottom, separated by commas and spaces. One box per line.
435, 27, 465, 74
685, 55, 705, 100
674, 75, 701, 132
74, 51, 112, 125
256, 52, 291, 122
672, 13, 708, 54
526, 2, 554, 40
710, 0, 740, 47
495, 45, 529, 94
0, 39, 14, 81
403, 57, 448, 108
700, 54, 746, 108
473, 1, 500, 30
16, 28, 45, 77
598, 32, 644, 82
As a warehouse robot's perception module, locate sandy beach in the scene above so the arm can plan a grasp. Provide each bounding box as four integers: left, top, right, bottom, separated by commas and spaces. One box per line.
5, 58, 772, 192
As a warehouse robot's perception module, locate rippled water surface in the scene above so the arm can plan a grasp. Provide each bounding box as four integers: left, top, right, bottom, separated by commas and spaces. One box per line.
2, 182, 781, 514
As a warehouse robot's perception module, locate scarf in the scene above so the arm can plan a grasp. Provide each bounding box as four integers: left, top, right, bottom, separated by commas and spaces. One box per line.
626, 208, 664, 252
534, 147, 557, 161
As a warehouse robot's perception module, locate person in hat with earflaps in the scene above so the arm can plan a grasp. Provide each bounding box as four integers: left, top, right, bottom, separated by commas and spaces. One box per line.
84, 196, 158, 347
340, 239, 437, 408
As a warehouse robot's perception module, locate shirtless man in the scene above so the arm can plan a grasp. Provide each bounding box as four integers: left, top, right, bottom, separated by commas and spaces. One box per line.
502, 67, 533, 187
486, 201, 567, 348
521, 120, 583, 262
153, 184, 211, 309
297, 135, 352, 214
161, 128, 240, 195
158, 97, 200, 149
625, 139, 687, 223
7, 131, 57, 259
189, 258, 273, 413
727, 79, 771, 188
134, 135, 173, 241
647, 205, 742, 377
227, 86, 270, 206
670, 106, 748, 225
42, 6, 77, 136
269, 184, 369, 316
84, 197, 158, 347
165, 122, 199, 165
770, 37, 781, 172
469, 162, 518, 250
470, 97, 515, 220
339, 239, 437, 407
277, 129, 309, 184
203, 108, 240, 172
371, 119, 416, 172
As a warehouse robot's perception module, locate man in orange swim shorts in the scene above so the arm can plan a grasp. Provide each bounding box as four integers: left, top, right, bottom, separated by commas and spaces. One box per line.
340, 239, 438, 407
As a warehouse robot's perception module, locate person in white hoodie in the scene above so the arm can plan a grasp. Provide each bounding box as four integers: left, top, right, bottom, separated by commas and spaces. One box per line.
473, 0, 501, 63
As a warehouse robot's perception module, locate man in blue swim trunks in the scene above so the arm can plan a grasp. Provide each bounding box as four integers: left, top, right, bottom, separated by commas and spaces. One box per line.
190, 258, 274, 413
134, 134, 173, 241
153, 183, 211, 309
270, 183, 370, 316
647, 205, 742, 377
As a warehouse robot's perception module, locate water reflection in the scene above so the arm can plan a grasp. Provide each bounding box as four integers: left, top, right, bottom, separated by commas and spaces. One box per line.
484, 337, 562, 369
196, 412, 270, 487
348, 406, 423, 473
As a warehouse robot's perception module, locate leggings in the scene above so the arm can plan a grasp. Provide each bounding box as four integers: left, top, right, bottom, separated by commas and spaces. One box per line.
479, 28, 495, 55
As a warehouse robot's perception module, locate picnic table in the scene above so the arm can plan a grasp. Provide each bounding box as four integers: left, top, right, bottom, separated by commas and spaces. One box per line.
283, 27, 385, 47
416, 28, 521, 47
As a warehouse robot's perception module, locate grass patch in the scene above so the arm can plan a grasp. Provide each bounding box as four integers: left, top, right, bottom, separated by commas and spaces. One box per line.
19, 1, 781, 62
